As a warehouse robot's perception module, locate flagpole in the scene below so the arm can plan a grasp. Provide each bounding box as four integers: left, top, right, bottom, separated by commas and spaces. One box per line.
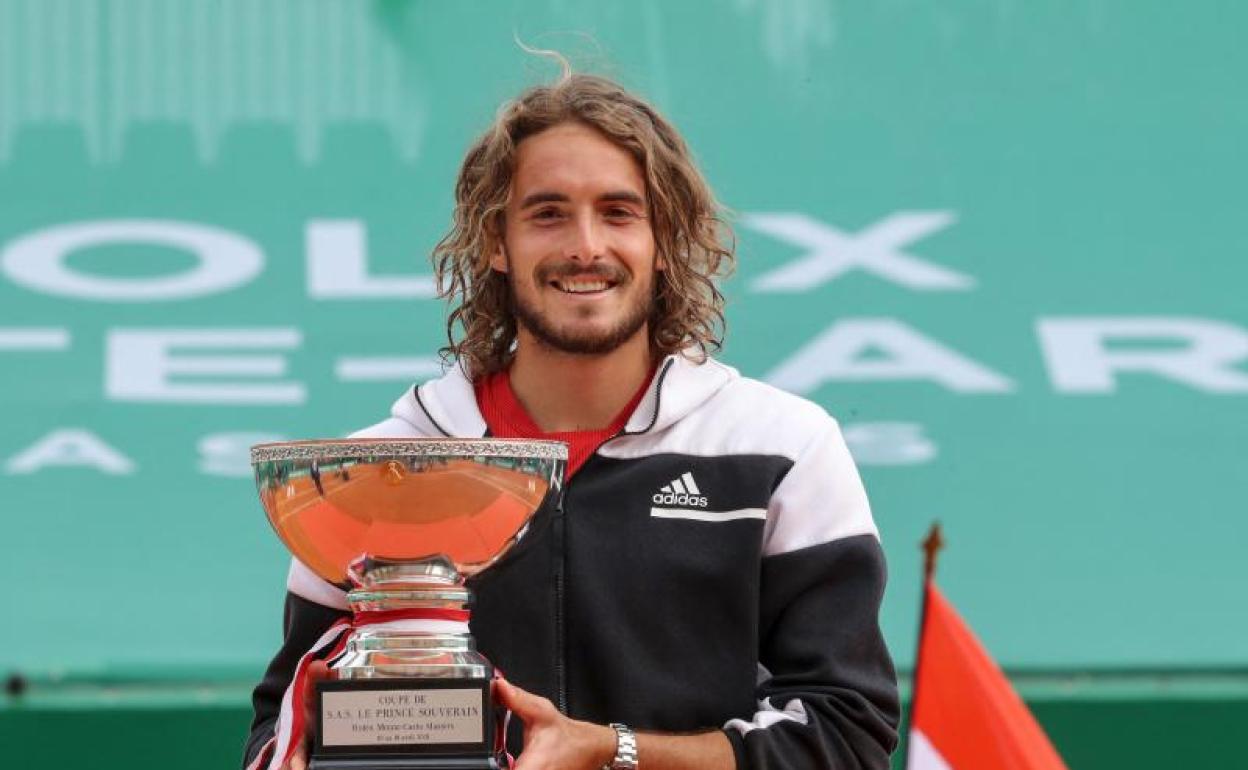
902, 522, 944, 769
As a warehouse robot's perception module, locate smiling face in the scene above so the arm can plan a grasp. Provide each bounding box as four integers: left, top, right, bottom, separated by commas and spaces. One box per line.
491, 122, 660, 356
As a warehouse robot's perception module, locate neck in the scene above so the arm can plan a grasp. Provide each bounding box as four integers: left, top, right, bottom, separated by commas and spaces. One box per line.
508, 329, 655, 432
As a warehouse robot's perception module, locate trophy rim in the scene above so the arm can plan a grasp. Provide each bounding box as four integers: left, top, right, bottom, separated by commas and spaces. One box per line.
250, 437, 569, 464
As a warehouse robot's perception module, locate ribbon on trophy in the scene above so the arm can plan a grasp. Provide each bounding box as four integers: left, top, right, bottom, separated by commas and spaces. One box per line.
247, 607, 513, 770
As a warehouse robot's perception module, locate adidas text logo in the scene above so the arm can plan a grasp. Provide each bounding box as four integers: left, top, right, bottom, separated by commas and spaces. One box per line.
652, 472, 708, 508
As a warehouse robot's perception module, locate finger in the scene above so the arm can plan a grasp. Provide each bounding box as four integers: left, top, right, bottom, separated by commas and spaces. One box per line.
289, 743, 308, 770
510, 753, 536, 770
506, 738, 547, 770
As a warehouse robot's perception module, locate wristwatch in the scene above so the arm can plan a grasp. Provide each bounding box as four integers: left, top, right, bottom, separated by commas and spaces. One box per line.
603, 722, 638, 770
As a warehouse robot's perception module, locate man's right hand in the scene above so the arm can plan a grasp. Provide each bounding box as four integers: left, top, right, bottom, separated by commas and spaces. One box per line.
280, 660, 331, 770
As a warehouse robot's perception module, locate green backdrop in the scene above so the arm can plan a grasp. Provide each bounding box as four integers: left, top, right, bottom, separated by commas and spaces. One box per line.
1, 1, 1245, 766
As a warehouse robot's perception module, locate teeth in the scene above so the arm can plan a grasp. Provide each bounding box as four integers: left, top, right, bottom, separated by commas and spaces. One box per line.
557, 280, 609, 293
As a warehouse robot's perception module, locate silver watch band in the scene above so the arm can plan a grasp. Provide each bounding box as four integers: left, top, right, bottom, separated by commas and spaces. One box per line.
603, 722, 638, 770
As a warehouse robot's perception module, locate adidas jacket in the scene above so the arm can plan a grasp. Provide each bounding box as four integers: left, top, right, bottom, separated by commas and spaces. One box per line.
244, 354, 899, 769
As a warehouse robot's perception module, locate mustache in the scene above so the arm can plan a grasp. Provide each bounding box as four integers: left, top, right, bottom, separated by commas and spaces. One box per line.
536, 262, 630, 284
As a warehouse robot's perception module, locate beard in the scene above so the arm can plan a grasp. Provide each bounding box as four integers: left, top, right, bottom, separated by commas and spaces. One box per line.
509, 261, 654, 356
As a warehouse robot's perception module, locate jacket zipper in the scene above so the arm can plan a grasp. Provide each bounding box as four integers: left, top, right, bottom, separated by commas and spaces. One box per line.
552, 489, 568, 714
419, 361, 674, 716
551, 359, 672, 715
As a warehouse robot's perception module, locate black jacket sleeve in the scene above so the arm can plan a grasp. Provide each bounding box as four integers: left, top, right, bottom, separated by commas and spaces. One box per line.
723, 416, 900, 769
242, 591, 348, 769
725, 535, 899, 769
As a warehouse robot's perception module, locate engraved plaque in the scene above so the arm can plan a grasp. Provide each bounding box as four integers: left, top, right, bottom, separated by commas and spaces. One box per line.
314, 678, 494, 760
321, 687, 485, 747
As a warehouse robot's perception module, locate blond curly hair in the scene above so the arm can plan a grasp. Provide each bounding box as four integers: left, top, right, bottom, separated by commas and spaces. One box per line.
433, 72, 734, 376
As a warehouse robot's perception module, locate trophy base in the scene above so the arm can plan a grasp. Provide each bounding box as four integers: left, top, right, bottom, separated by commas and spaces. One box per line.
309, 756, 499, 770
313, 679, 499, 770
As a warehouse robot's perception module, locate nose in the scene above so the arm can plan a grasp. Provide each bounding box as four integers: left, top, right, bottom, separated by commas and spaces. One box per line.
565, 211, 605, 263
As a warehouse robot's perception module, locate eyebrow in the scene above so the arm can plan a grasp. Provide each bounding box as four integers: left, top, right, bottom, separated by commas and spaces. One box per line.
600, 190, 646, 206
518, 190, 646, 209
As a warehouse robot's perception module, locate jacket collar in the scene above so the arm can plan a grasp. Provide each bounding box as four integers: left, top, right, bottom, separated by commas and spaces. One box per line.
392, 352, 737, 439
620, 352, 736, 434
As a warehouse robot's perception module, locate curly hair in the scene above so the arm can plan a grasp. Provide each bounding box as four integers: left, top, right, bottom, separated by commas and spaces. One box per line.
433, 72, 734, 376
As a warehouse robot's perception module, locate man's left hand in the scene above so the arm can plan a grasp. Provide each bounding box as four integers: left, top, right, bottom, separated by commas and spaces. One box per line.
494, 678, 617, 770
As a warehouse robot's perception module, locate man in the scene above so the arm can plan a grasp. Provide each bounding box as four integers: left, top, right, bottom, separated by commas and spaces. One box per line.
245, 72, 898, 770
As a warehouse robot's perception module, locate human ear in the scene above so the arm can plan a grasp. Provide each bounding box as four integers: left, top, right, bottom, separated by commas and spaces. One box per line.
490, 241, 509, 273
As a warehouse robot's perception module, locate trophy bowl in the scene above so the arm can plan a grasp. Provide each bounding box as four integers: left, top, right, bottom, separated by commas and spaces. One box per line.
252, 438, 567, 770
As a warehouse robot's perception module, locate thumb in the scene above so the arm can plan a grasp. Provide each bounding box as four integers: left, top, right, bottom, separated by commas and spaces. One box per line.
495, 678, 554, 722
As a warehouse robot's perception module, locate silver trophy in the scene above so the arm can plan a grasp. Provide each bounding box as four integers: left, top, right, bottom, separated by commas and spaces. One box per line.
252, 438, 567, 770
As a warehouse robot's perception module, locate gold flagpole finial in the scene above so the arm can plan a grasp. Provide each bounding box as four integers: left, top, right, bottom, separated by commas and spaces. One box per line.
922, 522, 944, 582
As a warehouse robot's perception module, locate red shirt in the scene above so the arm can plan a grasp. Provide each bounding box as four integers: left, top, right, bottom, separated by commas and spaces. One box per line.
474, 367, 654, 479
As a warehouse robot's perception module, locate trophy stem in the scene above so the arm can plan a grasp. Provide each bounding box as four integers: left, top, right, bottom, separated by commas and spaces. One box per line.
310, 554, 502, 768
333, 554, 490, 681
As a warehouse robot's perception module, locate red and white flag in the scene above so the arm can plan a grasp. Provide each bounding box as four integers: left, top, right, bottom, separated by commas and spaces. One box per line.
906, 581, 1069, 770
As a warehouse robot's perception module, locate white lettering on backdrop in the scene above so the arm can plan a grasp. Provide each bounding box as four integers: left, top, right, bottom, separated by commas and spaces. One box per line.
306, 220, 437, 299
5, 429, 136, 474
744, 211, 973, 292
105, 328, 306, 404
1038, 317, 1248, 393
198, 432, 289, 477
0, 327, 70, 350
765, 318, 1015, 394
335, 356, 444, 381
0, 220, 263, 301
0, 214, 974, 300
841, 422, 938, 466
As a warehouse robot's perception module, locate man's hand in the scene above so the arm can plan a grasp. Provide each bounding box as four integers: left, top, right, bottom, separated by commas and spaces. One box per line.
495, 678, 617, 770
281, 660, 331, 770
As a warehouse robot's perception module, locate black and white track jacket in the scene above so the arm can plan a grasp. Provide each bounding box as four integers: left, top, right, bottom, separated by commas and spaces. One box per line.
245, 354, 899, 769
